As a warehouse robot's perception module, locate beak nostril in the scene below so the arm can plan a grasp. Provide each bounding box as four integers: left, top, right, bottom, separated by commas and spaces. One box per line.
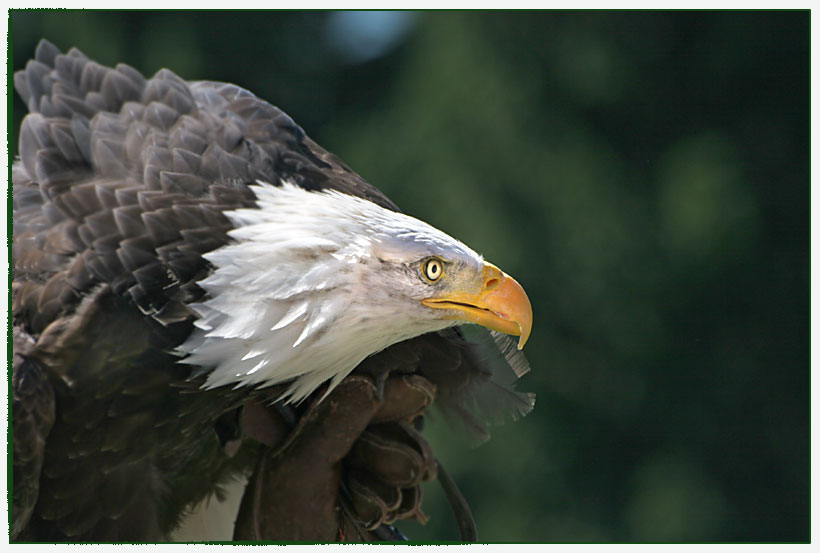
485, 278, 500, 290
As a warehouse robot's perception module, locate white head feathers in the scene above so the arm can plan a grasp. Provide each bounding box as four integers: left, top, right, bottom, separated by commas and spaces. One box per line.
177, 180, 484, 402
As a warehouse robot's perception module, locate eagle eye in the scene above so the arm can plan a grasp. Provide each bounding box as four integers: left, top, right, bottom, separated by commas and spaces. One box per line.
422, 257, 445, 282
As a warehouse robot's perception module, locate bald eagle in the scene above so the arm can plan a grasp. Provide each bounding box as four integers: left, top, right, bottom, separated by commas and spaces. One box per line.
12, 40, 534, 541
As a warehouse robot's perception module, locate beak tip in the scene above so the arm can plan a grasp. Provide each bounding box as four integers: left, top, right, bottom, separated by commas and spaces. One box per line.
517, 327, 530, 350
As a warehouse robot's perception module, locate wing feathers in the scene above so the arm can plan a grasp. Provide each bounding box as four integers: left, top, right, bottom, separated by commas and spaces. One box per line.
12, 39, 396, 334
11, 328, 56, 539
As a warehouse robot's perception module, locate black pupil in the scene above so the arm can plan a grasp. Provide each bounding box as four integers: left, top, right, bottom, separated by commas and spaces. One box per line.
429, 262, 439, 277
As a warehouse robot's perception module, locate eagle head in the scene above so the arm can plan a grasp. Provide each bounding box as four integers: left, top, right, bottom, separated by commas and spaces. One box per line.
179, 181, 532, 402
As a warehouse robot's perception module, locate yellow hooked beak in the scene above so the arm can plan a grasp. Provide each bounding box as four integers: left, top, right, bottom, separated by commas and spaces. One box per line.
421, 263, 533, 349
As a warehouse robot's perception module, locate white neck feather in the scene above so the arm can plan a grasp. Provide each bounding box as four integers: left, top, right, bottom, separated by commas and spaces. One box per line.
177, 181, 472, 403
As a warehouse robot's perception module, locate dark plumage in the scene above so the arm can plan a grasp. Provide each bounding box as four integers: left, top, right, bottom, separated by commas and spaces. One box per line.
12, 40, 533, 541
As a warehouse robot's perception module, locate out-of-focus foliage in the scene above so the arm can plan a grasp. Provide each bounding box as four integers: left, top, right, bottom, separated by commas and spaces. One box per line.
10, 10, 808, 542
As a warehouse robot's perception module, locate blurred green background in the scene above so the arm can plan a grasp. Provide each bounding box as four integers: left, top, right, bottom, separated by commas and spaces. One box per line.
10, 10, 808, 543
